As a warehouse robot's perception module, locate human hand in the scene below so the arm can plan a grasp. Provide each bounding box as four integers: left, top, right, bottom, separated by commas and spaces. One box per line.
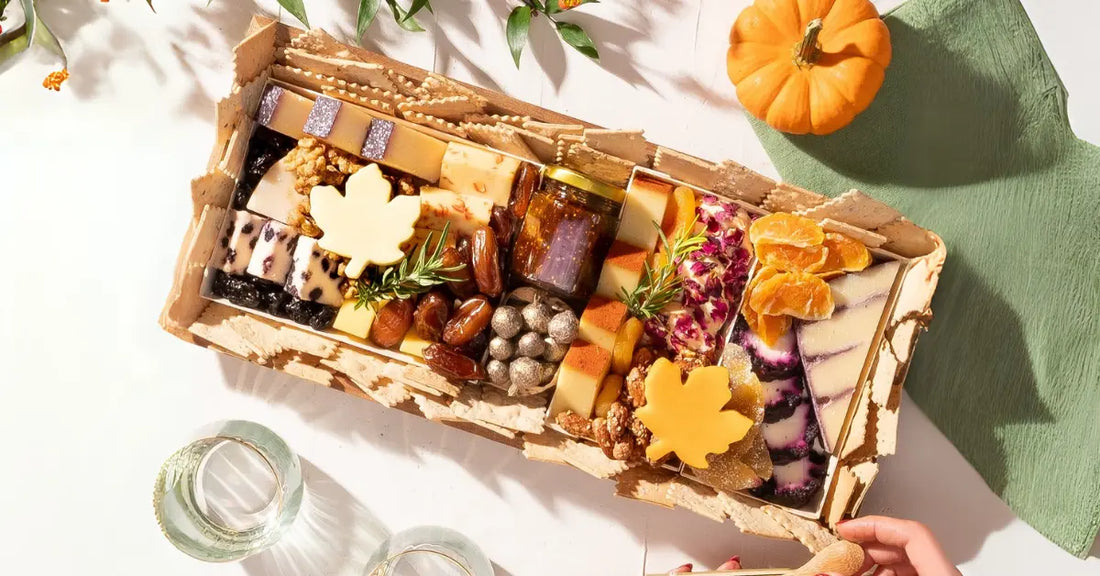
836, 516, 961, 576
669, 555, 742, 573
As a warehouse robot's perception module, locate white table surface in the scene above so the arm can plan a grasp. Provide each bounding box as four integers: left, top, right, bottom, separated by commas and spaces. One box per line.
1, 1, 1098, 574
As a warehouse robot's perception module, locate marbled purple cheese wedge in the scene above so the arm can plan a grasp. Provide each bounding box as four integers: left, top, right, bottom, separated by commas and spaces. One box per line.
735, 318, 801, 380
285, 237, 345, 307
797, 261, 900, 453
212, 210, 265, 275
752, 451, 827, 508
247, 220, 300, 284
761, 402, 819, 464
762, 376, 804, 423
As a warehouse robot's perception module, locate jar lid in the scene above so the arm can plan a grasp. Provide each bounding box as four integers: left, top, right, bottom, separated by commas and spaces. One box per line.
542, 165, 625, 204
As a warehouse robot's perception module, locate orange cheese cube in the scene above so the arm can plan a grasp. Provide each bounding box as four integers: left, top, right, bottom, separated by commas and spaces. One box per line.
595, 241, 649, 299
548, 340, 612, 418
617, 177, 672, 250
578, 296, 629, 351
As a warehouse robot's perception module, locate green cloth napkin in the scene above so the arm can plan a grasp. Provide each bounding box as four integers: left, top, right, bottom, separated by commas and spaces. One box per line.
751, 0, 1100, 557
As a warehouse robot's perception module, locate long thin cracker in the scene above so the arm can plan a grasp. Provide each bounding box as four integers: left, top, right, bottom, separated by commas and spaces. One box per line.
523, 120, 584, 140
801, 189, 903, 230
190, 170, 235, 218
321, 86, 395, 115
461, 122, 538, 161
386, 69, 424, 98
280, 355, 335, 386
400, 110, 467, 138
716, 492, 795, 540
290, 28, 362, 62
762, 505, 838, 553
653, 147, 721, 190
280, 47, 397, 93
614, 466, 677, 508
233, 20, 278, 86
666, 478, 727, 523
564, 143, 634, 187
463, 113, 530, 128
363, 378, 412, 407
713, 159, 776, 205
271, 64, 335, 95
450, 385, 546, 434
583, 128, 651, 165
417, 73, 488, 106
188, 304, 257, 360
874, 218, 938, 257
506, 125, 557, 164
385, 363, 462, 398
399, 95, 486, 121
411, 392, 462, 423
821, 218, 888, 248
762, 183, 828, 213
160, 205, 226, 332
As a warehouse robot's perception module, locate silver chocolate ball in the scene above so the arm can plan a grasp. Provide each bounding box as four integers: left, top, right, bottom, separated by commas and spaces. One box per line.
547, 310, 579, 344
509, 357, 541, 391
542, 339, 569, 362
491, 306, 523, 339
488, 336, 515, 361
540, 362, 558, 384
516, 331, 546, 358
521, 301, 552, 333
487, 359, 510, 386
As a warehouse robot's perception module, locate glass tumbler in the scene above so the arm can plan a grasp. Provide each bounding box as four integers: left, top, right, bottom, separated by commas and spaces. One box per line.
364, 526, 494, 576
153, 420, 304, 562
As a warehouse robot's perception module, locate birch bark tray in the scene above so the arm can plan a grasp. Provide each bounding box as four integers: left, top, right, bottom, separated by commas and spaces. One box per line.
160, 15, 946, 557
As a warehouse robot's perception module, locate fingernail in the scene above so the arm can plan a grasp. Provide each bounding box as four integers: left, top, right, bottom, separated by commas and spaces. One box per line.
728, 556, 740, 564
836, 518, 851, 525
670, 563, 692, 574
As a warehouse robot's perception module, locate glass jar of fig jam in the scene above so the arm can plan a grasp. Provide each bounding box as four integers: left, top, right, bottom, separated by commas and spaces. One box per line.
510, 166, 624, 301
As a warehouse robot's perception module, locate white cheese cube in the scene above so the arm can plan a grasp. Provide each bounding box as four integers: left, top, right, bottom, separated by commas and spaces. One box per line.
438, 142, 520, 206
212, 210, 265, 275
285, 237, 345, 307
616, 178, 671, 250
246, 220, 300, 284
417, 186, 494, 237
246, 156, 302, 224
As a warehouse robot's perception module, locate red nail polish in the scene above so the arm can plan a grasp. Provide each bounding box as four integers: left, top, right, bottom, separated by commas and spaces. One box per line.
672, 563, 692, 573
837, 518, 851, 525
728, 556, 741, 564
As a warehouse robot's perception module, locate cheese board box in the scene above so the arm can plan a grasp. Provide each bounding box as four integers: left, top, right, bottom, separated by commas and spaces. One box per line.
161, 15, 946, 555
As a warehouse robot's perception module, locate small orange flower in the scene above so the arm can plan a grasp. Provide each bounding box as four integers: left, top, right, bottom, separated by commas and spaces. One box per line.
43, 68, 70, 91
559, 0, 583, 8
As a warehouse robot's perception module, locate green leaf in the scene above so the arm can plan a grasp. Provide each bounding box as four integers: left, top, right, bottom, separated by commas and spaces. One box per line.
405, 0, 433, 20
277, 0, 309, 28
554, 21, 598, 60
387, 0, 425, 32
506, 6, 531, 68
357, 0, 381, 41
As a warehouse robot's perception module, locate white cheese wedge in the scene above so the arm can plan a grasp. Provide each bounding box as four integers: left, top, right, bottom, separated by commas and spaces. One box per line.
438, 142, 520, 207
212, 210, 265, 275
417, 186, 494, 236
246, 156, 301, 224
797, 262, 897, 453
246, 220, 300, 284
616, 178, 671, 250
285, 237, 345, 307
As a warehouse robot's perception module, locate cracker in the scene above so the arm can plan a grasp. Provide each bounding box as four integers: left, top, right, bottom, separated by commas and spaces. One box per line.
214, 72, 269, 160
666, 477, 727, 523
583, 129, 651, 165
400, 111, 467, 138
713, 159, 776, 205
281, 47, 397, 93
450, 385, 546, 434
868, 340, 899, 408
461, 123, 538, 161
468, 419, 517, 439
411, 392, 462, 423
874, 403, 900, 456
762, 505, 838, 553
188, 304, 256, 360
463, 113, 530, 128
190, 170, 235, 218
160, 205, 226, 332
762, 183, 828, 213
399, 95, 486, 121
653, 147, 720, 190
848, 460, 880, 515
386, 69, 424, 98
277, 325, 338, 359
801, 189, 903, 230
233, 20, 278, 87
384, 363, 462, 398
840, 387, 873, 460
217, 118, 252, 179
522, 120, 584, 140
225, 311, 285, 362
821, 218, 888, 248
786, 540, 865, 576
554, 133, 584, 164
321, 86, 396, 116
522, 432, 571, 466
290, 28, 362, 62
716, 492, 794, 540
364, 378, 412, 407
271, 64, 335, 95
614, 466, 677, 508
417, 73, 488, 106
507, 125, 557, 164
563, 143, 634, 188
874, 218, 938, 258
280, 355, 335, 386
562, 438, 631, 478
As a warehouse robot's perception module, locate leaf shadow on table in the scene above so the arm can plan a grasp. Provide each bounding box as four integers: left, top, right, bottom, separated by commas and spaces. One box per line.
243, 457, 390, 576
217, 355, 815, 572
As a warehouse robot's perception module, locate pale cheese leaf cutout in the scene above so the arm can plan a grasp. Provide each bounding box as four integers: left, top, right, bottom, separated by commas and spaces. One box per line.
635, 358, 753, 468
310, 163, 420, 278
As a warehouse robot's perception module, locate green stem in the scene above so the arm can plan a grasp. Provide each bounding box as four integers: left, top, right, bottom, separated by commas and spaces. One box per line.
794, 18, 823, 68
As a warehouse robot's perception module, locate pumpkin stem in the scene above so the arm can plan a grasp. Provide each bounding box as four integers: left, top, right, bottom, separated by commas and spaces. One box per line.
794, 18, 824, 68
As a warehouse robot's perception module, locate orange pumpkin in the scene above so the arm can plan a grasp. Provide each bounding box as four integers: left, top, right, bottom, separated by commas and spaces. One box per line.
727, 0, 892, 135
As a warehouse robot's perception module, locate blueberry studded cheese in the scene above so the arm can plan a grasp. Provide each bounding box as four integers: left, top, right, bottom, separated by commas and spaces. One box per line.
246, 220, 300, 284
285, 237, 345, 307
213, 210, 265, 275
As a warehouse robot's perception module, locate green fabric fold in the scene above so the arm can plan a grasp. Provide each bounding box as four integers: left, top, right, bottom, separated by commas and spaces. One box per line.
751, 0, 1100, 557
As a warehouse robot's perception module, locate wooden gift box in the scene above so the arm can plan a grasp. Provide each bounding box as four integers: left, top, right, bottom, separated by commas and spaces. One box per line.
160, 15, 946, 555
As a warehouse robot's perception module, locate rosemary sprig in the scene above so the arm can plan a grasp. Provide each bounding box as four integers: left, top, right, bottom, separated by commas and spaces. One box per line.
354, 222, 465, 310
620, 219, 707, 320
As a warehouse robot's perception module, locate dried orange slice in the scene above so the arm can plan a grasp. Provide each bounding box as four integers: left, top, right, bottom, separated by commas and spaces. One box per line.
741, 266, 780, 316
748, 271, 835, 320
817, 232, 872, 275
755, 313, 792, 346
756, 243, 829, 273
748, 213, 824, 248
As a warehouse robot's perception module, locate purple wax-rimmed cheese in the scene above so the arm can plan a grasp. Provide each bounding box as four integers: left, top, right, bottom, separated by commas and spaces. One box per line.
761, 401, 819, 464
762, 376, 804, 423
798, 261, 901, 453
212, 209, 265, 275
734, 318, 801, 380
246, 220, 300, 284
285, 237, 345, 307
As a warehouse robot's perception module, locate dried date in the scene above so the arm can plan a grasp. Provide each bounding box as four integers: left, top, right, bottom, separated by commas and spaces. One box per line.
413, 290, 451, 342
423, 343, 487, 381
471, 226, 503, 297
369, 298, 415, 348
442, 295, 493, 347
439, 246, 478, 298
489, 206, 516, 246
509, 163, 539, 219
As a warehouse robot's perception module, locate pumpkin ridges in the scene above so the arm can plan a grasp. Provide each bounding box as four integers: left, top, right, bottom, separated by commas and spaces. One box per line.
766, 73, 814, 135
727, 43, 787, 85
820, 18, 892, 68
814, 55, 884, 111
754, 0, 804, 38
808, 71, 858, 134
732, 6, 798, 45
821, 0, 881, 32
796, 0, 837, 23
737, 61, 799, 123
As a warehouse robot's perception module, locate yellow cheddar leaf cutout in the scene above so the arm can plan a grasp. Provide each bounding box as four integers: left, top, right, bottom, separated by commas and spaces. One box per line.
634, 358, 753, 469
310, 163, 421, 279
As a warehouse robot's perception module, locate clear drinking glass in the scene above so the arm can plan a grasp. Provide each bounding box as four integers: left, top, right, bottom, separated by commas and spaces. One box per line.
153, 420, 304, 562
364, 526, 494, 576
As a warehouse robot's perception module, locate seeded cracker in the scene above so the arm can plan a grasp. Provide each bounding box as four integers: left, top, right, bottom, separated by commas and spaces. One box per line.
801, 189, 904, 230
281, 48, 397, 93
713, 159, 776, 205
399, 96, 487, 122
716, 492, 795, 540
653, 147, 721, 190
821, 218, 888, 248
385, 69, 423, 98
463, 113, 530, 128
523, 120, 584, 140
450, 385, 546, 434
460, 122, 538, 161
874, 218, 938, 257
322, 86, 395, 115
233, 20, 278, 87
762, 505, 839, 553
290, 28, 362, 62
582, 129, 652, 165
564, 143, 634, 187
417, 73, 489, 108
279, 355, 335, 386
161, 205, 226, 332
272, 64, 335, 95
401, 111, 467, 138
762, 182, 828, 213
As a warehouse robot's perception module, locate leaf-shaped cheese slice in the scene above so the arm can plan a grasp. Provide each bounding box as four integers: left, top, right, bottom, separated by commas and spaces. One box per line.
310, 163, 420, 278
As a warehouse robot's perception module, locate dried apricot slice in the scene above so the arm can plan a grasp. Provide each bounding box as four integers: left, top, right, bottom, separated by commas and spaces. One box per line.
753, 313, 792, 347
661, 185, 697, 241
756, 243, 829, 273
611, 317, 644, 376
748, 271, 834, 320
748, 213, 824, 248
818, 232, 872, 275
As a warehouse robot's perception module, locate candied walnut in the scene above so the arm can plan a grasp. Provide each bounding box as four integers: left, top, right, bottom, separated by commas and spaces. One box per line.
606, 402, 630, 441
673, 349, 711, 374
628, 413, 650, 446
612, 430, 638, 461
396, 175, 418, 196
630, 347, 657, 372
592, 417, 615, 459
624, 366, 648, 409
556, 410, 592, 438
283, 137, 364, 196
